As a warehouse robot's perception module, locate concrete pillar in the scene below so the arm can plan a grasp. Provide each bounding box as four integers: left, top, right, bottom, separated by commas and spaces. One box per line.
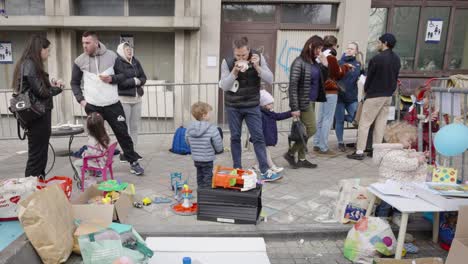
44, 0, 55, 16
174, 30, 186, 125
198, 0, 221, 120
338, 0, 372, 61
47, 29, 76, 124
46, 29, 62, 124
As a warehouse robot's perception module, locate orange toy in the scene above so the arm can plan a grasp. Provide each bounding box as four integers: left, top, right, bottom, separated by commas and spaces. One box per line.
212, 166, 257, 192
171, 184, 197, 215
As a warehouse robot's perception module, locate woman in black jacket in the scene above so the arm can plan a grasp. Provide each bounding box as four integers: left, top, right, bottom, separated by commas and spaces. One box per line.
11, 35, 63, 178
114, 42, 147, 160
284, 35, 327, 169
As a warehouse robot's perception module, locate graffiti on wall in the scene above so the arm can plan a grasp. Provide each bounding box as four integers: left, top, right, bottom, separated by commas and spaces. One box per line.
277, 40, 302, 76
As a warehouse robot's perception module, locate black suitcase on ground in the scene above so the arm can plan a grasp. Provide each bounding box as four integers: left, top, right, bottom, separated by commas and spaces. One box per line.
197, 185, 262, 224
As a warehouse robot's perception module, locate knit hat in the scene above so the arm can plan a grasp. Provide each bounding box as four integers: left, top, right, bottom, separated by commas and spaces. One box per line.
259, 89, 274, 106
379, 33, 397, 49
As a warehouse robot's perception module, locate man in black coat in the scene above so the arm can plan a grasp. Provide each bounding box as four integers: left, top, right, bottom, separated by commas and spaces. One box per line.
348, 33, 401, 160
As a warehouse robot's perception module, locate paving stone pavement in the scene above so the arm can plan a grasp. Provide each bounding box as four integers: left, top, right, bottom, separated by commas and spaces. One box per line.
265, 234, 448, 264
65, 235, 448, 264
1, 129, 453, 263
0, 131, 437, 235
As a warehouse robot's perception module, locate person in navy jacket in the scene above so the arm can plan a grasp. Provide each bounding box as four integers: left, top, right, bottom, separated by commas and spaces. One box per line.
258, 89, 292, 173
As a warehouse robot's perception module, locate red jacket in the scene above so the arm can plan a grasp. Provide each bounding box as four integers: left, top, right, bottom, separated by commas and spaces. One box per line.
324, 54, 351, 94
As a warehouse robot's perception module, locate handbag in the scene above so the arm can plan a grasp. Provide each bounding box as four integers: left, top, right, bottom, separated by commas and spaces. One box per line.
8, 64, 46, 133
288, 118, 309, 151
354, 99, 364, 124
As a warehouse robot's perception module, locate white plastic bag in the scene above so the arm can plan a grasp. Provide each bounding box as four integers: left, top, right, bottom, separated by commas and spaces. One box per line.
0, 177, 37, 220
335, 179, 370, 223
343, 217, 396, 264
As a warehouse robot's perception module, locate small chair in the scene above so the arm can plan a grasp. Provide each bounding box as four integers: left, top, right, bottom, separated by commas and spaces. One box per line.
80, 142, 118, 191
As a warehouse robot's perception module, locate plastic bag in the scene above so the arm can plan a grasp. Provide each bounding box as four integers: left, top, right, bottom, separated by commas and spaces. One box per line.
335, 179, 370, 223
0, 177, 37, 221
343, 217, 396, 264
79, 229, 124, 264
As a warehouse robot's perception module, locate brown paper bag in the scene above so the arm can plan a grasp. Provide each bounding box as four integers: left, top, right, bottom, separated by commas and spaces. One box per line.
18, 184, 75, 264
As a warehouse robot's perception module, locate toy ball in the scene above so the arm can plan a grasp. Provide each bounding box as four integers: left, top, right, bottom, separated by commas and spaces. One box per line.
382, 236, 393, 247
434, 123, 468, 157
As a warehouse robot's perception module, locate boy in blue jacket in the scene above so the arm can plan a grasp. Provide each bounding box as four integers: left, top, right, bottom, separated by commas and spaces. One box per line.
186, 102, 224, 187
258, 90, 292, 173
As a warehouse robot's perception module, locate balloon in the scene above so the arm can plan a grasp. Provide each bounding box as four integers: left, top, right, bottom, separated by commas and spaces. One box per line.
434, 123, 468, 157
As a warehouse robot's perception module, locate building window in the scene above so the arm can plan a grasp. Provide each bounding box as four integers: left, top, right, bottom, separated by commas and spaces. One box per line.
280, 4, 337, 25
0, 31, 47, 90
366, 8, 388, 64
74, 0, 124, 16
392, 7, 421, 70
417, 7, 451, 71
222, 4, 276, 22
129, 0, 174, 16
5, 0, 45, 15
75, 31, 175, 82
449, 9, 468, 70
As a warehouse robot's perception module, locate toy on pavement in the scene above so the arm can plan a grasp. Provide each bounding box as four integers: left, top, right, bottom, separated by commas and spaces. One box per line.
170, 184, 197, 216
170, 172, 187, 201
212, 166, 257, 191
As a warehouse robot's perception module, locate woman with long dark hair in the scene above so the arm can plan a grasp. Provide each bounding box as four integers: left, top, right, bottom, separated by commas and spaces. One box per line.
12, 35, 63, 178
284, 35, 328, 169
73, 112, 111, 179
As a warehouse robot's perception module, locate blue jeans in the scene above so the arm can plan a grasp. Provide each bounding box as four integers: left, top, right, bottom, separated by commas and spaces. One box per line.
226, 106, 269, 173
313, 94, 338, 152
334, 101, 358, 144
194, 161, 214, 188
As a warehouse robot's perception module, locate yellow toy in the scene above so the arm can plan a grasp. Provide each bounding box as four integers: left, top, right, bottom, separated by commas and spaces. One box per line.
142, 197, 152, 206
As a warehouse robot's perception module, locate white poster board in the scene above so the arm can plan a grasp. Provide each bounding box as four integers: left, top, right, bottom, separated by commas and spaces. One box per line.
425, 19, 443, 43
146, 237, 271, 264
0, 41, 13, 64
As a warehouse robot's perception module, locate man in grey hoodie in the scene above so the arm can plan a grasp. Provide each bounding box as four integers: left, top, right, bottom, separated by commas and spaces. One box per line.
70, 31, 144, 176
186, 102, 224, 188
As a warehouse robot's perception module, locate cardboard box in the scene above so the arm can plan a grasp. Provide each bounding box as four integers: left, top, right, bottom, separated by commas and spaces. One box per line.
373, 258, 444, 264
446, 206, 468, 264
197, 186, 262, 224
71, 185, 133, 223
412, 183, 468, 211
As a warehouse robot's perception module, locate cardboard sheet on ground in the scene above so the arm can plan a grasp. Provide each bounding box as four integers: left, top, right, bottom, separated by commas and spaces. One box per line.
146, 237, 271, 264
446, 206, 468, 264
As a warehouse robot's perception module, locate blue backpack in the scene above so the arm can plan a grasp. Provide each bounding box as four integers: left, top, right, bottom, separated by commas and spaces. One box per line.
169, 126, 191, 155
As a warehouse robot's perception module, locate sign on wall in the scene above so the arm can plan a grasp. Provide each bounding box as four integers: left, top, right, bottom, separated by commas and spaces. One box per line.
425, 19, 443, 43
0, 41, 13, 64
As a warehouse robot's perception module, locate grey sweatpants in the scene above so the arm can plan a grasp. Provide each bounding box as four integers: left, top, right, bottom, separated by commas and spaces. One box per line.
122, 101, 142, 147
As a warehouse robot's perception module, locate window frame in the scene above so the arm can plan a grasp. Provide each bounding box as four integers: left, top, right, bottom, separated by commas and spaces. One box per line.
74, 0, 175, 17
221, 2, 339, 31
371, 0, 468, 77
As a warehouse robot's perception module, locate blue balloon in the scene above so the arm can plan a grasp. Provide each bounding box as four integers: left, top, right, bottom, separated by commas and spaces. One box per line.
434, 124, 468, 157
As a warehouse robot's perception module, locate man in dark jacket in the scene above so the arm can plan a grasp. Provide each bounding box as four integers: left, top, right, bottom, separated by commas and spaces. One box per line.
348, 33, 401, 160
219, 36, 281, 182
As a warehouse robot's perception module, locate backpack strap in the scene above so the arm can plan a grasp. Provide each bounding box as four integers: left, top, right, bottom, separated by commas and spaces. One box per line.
17, 121, 26, 140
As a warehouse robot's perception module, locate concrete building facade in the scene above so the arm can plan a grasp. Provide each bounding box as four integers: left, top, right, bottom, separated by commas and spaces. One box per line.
0, 0, 467, 135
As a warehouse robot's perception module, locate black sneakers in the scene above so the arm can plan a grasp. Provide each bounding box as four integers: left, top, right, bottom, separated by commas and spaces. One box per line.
347, 152, 365, 160
338, 143, 346, 152
297, 159, 318, 169
283, 152, 298, 169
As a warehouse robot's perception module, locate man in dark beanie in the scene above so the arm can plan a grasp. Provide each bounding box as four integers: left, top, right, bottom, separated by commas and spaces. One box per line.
348, 33, 400, 160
